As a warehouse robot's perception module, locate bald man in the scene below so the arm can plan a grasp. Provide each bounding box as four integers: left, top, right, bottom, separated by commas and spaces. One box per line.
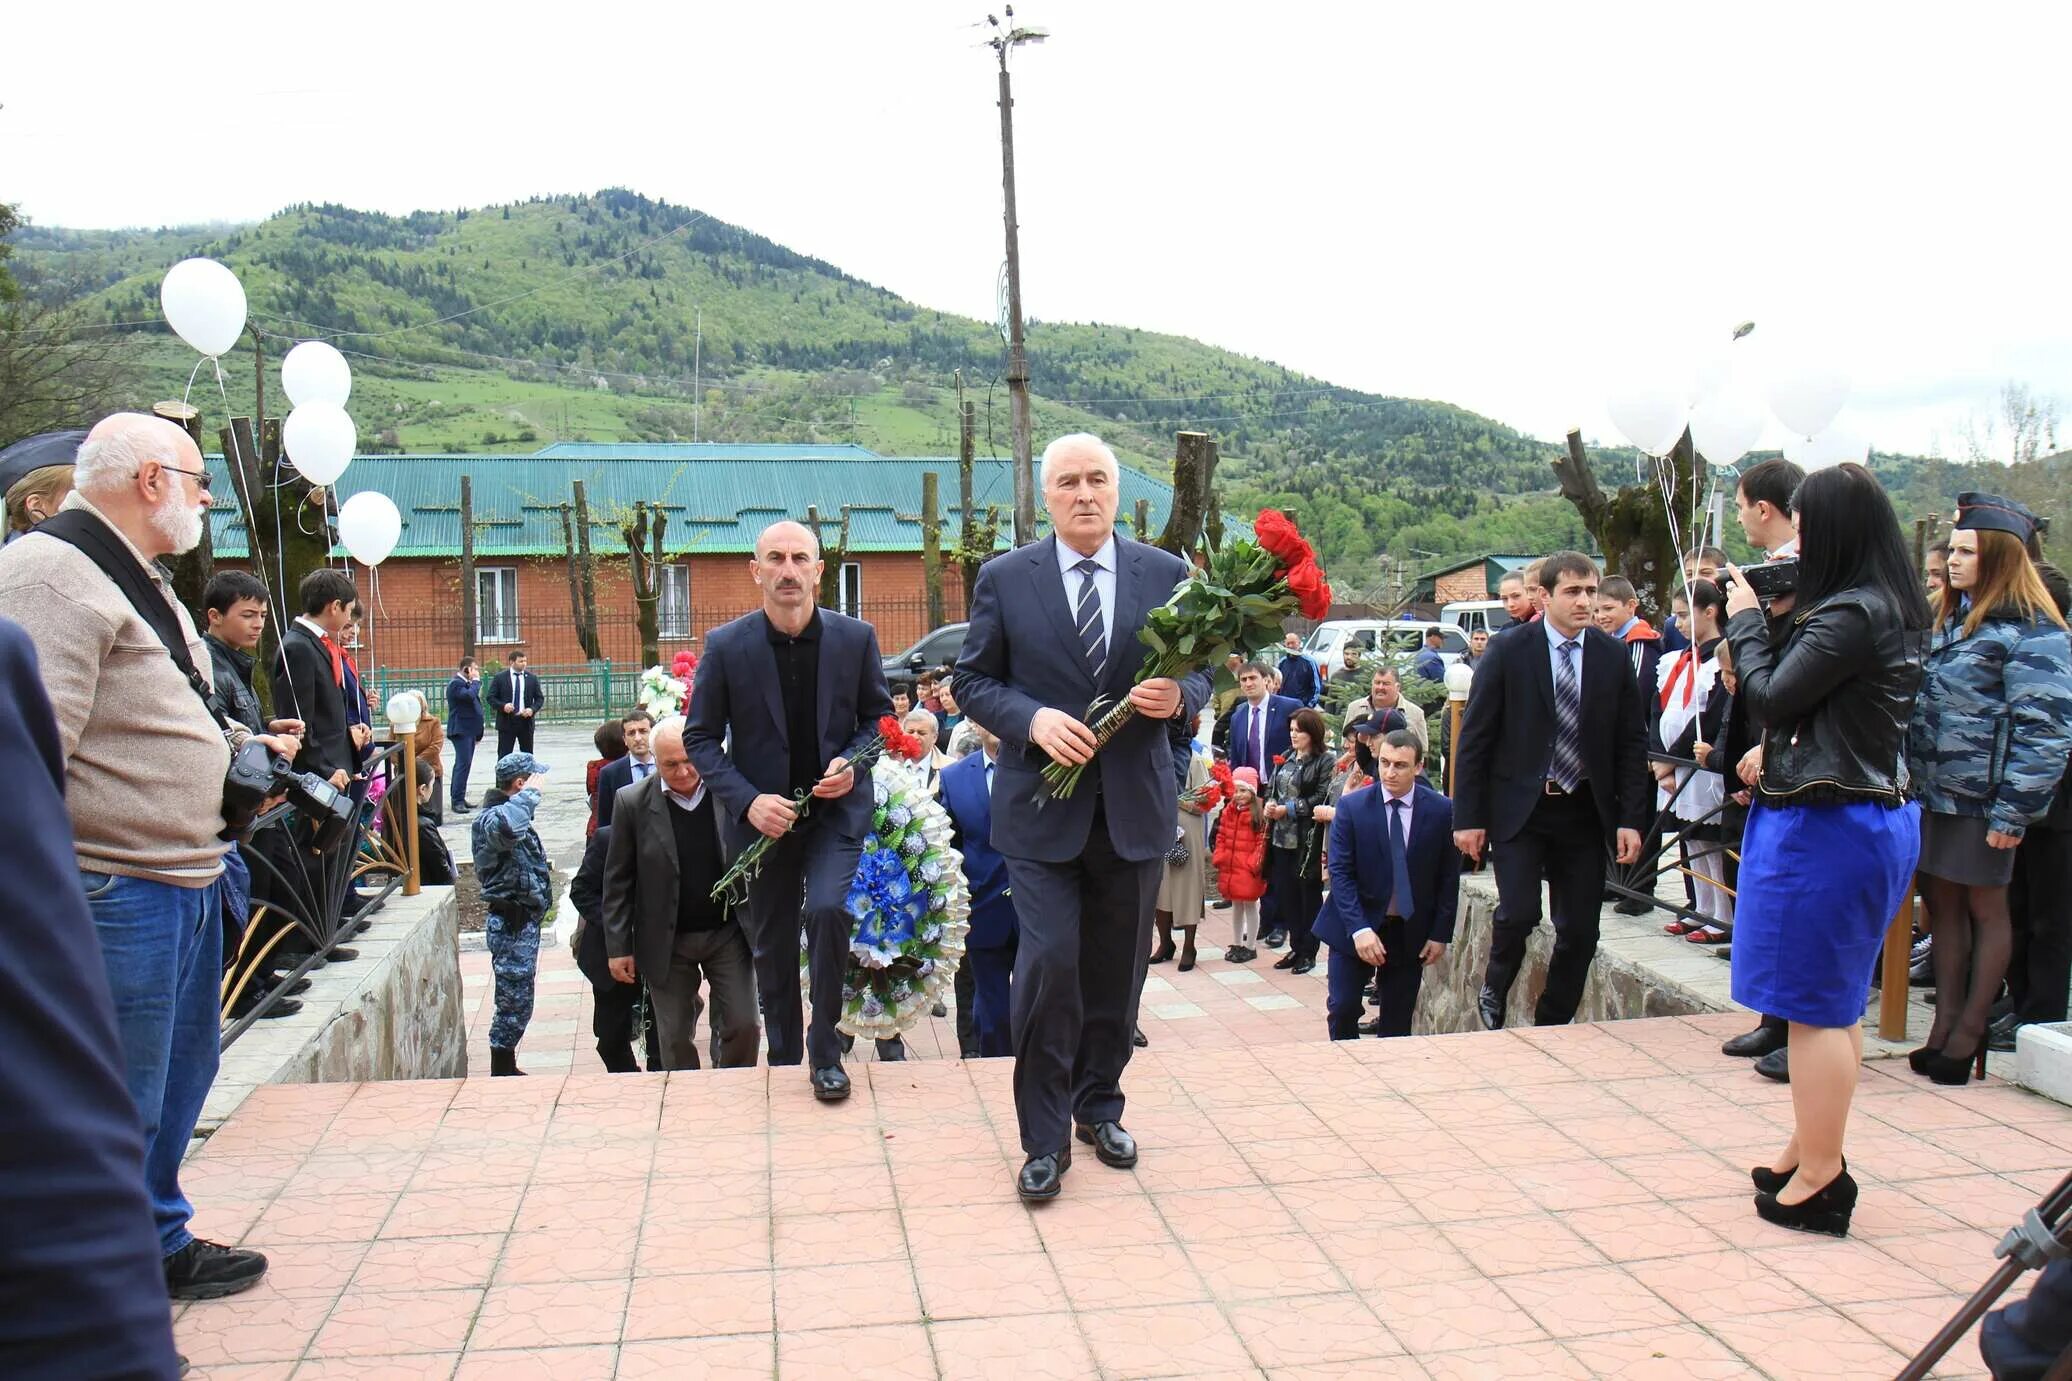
0, 413, 300, 1302
684, 520, 896, 1099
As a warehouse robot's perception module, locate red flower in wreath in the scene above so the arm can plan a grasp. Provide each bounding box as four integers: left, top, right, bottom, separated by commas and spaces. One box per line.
1284, 558, 1332, 621
1252, 509, 1313, 567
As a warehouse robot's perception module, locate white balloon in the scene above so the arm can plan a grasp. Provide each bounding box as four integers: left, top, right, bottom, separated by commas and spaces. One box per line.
283, 402, 356, 486
281, 340, 353, 407
338, 491, 402, 566
1606, 385, 1689, 458
1766, 361, 1851, 439
1689, 390, 1766, 469
159, 258, 248, 358
1799, 423, 1871, 472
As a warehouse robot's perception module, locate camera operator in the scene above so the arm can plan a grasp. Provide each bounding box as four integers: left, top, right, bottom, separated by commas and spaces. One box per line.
0, 413, 301, 1302
1721, 462, 1930, 1238
1717, 457, 1805, 1074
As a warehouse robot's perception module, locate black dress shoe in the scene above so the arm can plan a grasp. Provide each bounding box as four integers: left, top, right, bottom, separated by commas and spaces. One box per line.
1722, 1023, 1789, 1059
1755, 1168, 1858, 1237
324, 946, 360, 963
163, 1239, 268, 1300
282, 976, 313, 996
1261, 929, 1287, 949
1074, 1120, 1139, 1168
1614, 899, 1654, 916
811, 1066, 852, 1101
1357, 1016, 1383, 1036
1476, 987, 1505, 1031
1131, 1027, 1149, 1048
1017, 1148, 1071, 1202
1290, 957, 1315, 975
1273, 953, 1299, 971
875, 1038, 907, 1062
1987, 1013, 2021, 1054
1755, 1047, 1790, 1083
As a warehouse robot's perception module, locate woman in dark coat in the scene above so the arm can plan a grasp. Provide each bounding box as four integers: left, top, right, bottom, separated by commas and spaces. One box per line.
1265, 708, 1333, 975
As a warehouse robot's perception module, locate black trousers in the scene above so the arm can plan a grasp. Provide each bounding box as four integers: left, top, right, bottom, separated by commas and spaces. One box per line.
1326, 917, 1423, 1039
2010, 826, 2072, 1025
1003, 799, 1162, 1156
741, 827, 864, 1070
1271, 845, 1323, 961
1485, 789, 1609, 1026
496, 716, 535, 759
953, 950, 978, 1055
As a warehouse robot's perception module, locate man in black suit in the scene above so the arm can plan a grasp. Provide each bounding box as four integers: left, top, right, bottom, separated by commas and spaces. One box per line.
274, 567, 358, 790
600, 718, 759, 1071
593, 708, 657, 833
684, 519, 895, 1100
490, 650, 544, 758
953, 433, 1212, 1202
1314, 727, 1460, 1038
1452, 550, 1649, 1028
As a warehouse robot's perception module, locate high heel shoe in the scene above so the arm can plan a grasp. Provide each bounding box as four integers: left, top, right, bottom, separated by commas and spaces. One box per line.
1149, 942, 1177, 965
1907, 1045, 1943, 1075
1755, 1168, 1858, 1237
1922, 1044, 1987, 1086
1752, 1155, 1844, 1195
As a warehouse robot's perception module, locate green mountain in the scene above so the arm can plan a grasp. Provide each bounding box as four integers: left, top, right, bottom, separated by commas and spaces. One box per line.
8, 188, 2058, 589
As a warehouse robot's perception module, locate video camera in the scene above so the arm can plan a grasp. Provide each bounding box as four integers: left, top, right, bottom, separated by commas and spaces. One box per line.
1722, 557, 1798, 602
221, 740, 356, 850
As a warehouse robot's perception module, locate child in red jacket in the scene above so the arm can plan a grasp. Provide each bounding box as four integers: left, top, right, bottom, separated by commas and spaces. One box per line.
1213, 766, 1270, 962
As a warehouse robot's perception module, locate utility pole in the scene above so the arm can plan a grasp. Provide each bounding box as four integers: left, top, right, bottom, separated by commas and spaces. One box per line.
988, 8, 1048, 546
692, 306, 702, 442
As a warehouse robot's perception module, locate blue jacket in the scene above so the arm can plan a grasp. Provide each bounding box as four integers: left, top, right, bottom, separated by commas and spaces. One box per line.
445, 674, 484, 741
1907, 607, 2072, 838
1228, 693, 1302, 777
1277, 651, 1321, 707
471, 785, 551, 915
1314, 779, 1460, 958
940, 751, 1016, 949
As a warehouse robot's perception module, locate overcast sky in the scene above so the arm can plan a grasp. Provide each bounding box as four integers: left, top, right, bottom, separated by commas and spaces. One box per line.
6, 1, 2066, 459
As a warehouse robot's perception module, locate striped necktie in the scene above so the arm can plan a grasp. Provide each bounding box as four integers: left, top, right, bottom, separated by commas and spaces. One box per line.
1073, 557, 1107, 679
1550, 639, 1584, 791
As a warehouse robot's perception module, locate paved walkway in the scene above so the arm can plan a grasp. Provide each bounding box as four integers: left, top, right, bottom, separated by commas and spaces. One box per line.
175, 1009, 2059, 1378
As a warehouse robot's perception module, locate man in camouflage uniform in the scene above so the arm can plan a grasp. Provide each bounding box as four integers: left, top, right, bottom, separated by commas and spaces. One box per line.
472, 751, 553, 1076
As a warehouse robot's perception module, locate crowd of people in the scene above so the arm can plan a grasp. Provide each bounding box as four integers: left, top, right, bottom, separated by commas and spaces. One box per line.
4, 413, 2070, 1377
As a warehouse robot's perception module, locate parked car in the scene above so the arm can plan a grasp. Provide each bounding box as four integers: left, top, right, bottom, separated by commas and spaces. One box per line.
1304, 619, 1469, 675
1439, 600, 1514, 638
883, 622, 969, 679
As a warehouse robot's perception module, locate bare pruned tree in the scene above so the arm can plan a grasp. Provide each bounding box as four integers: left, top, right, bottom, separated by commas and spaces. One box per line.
1961, 380, 2061, 467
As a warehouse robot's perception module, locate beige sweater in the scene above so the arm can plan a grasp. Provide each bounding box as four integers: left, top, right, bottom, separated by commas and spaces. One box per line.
0, 494, 243, 885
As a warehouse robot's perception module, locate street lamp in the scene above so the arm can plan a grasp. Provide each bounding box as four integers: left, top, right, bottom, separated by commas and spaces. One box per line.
987, 7, 1047, 546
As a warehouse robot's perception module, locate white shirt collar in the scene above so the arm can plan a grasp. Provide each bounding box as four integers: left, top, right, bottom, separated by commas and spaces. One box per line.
1543, 617, 1584, 655
1769, 536, 1800, 559
664, 783, 707, 812
294, 615, 331, 640
1056, 532, 1117, 577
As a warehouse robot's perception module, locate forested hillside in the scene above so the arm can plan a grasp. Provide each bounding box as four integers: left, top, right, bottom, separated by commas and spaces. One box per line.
10, 188, 2057, 594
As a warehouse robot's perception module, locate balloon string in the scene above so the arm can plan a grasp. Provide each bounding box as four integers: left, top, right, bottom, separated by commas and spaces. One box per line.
181, 355, 209, 411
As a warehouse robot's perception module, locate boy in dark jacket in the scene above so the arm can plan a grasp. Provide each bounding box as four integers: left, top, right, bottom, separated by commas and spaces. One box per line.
472, 752, 552, 1075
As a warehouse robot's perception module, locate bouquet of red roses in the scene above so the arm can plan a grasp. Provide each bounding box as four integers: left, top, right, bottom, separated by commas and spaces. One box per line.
711, 715, 927, 906
1043, 509, 1332, 798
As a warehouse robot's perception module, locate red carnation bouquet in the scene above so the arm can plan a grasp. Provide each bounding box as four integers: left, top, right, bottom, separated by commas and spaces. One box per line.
711, 714, 926, 905
1043, 509, 1332, 797
1186, 759, 1235, 812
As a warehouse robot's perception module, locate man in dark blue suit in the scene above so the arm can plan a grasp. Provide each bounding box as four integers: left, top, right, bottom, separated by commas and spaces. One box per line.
1314, 726, 1460, 1039
685, 520, 895, 1101
0, 617, 183, 1380
445, 656, 486, 812
940, 726, 1016, 1057
1226, 661, 1299, 778
592, 708, 657, 833
954, 433, 1212, 1202
489, 650, 545, 758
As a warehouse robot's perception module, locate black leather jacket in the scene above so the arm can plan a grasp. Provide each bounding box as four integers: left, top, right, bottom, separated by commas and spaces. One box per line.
1724, 586, 1926, 809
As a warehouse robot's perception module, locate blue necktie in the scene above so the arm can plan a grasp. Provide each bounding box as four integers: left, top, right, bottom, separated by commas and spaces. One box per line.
1387, 797, 1413, 919
1073, 558, 1107, 678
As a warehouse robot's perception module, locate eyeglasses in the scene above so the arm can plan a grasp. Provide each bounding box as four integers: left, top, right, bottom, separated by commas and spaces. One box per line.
159, 464, 213, 492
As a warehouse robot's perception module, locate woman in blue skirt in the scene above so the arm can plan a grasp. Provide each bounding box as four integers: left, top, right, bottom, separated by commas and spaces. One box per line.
1722, 463, 1932, 1237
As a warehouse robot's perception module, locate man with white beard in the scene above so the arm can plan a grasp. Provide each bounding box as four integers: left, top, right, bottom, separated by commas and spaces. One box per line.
0, 412, 299, 1304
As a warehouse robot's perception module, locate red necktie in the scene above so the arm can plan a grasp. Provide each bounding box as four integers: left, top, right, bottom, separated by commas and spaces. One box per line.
318, 635, 345, 688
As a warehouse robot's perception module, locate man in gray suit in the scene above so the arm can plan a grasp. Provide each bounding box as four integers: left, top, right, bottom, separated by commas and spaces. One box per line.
684, 520, 895, 1101
954, 433, 1212, 1201
599, 718, 760, 1070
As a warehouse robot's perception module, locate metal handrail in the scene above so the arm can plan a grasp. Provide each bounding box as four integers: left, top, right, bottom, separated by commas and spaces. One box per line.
219, 740, 412, 1048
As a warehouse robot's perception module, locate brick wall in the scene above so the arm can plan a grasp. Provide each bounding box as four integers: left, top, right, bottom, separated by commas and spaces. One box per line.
1433, 567, 1495, 604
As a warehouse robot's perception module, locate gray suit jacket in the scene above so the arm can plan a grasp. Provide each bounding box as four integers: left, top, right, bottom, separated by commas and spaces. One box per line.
952, 534, 1211, 864
599, 774, 738, 982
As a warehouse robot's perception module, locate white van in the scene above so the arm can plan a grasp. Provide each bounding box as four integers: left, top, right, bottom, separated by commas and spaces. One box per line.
1440, 600, 1513, 638
1304, 619, 1468, 674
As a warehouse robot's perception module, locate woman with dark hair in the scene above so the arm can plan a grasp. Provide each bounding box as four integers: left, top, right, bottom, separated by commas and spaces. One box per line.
1722, 463, 1931, 1237
1906, 493, 2072, 1084
1264, 706, 1333, 975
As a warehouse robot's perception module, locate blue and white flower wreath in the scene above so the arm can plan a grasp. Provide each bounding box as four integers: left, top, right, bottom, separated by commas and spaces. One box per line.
801, 760, 970, 1041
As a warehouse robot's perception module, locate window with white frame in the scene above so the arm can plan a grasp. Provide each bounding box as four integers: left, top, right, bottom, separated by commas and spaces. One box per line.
475, 567, 520, 643
839, 562, 862, 618
659, 564, 691, 637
